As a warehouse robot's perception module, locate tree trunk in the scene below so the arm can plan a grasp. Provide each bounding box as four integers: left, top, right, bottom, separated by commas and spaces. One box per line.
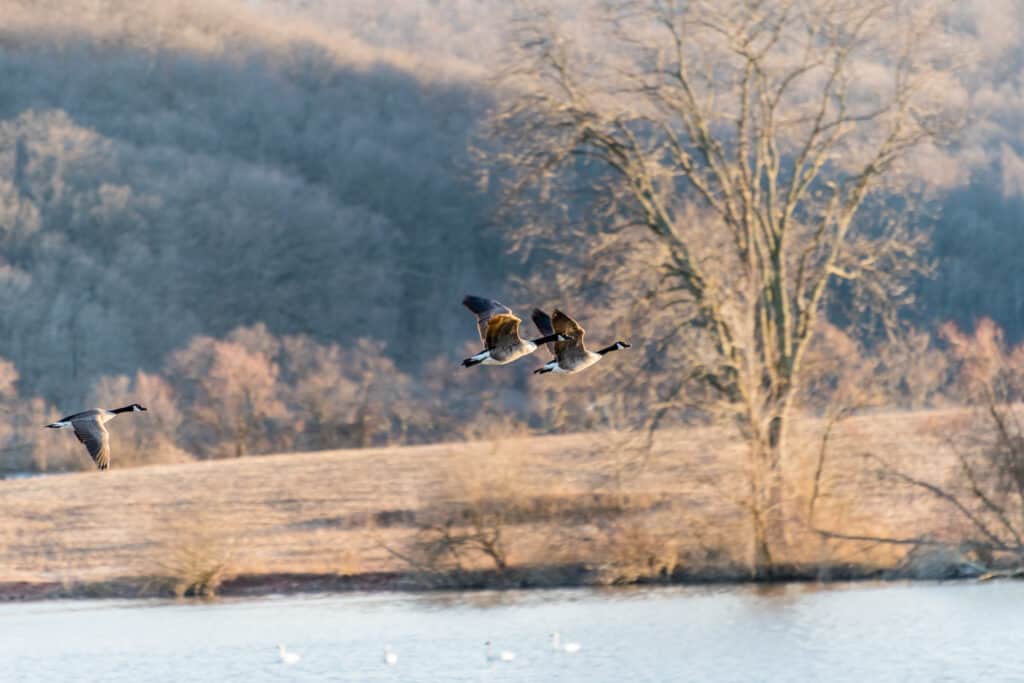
749, 413, 789, 579
750, 500, 773, 577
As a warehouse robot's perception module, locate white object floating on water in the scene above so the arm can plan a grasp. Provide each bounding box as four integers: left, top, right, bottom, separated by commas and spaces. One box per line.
277, 643, 301, 665
551, 632, 581, 653
383, 644, 398, 666
485, 641, 516, 662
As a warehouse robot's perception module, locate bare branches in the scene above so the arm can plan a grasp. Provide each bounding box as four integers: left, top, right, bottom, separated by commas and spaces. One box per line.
870, 452, 1015, 552
493, 0, 961, 400
491, 0, 965, 576
807, 322, 1024, 568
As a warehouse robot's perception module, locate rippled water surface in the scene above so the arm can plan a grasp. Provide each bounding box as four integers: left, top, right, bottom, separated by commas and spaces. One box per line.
2, 581, 1022, 682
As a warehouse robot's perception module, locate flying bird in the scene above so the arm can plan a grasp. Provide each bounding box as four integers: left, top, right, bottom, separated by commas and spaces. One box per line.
531, 308, 630, 375
45, 403, 147, 470
461, 295, 564, 368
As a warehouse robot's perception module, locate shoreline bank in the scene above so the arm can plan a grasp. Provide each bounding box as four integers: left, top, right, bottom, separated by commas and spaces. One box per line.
3, 558, 1012, 603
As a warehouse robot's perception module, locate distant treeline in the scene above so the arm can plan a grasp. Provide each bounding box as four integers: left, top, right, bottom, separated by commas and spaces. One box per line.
0, 315, 1011, 473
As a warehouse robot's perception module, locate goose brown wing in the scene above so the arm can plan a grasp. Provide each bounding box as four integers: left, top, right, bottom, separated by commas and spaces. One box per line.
72, 418, 111, 470
463, 295, 514, 344
485, 313, 523, 350
551, 309, 586, 355
552, 309, 585, 348
552, 309, 585, 340
531, 309, 557, 354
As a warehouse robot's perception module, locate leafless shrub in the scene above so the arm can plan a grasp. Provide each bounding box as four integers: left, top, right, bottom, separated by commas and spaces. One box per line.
400, 441, 532, 577
149, 522, 236, 599
592, 516, 682, 585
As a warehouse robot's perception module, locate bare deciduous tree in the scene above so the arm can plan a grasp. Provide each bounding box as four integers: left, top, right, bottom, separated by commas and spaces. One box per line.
170, 334, 289, 458
281, 335, 423, 449
491, 0, 966, 575
799, 322, 952, 412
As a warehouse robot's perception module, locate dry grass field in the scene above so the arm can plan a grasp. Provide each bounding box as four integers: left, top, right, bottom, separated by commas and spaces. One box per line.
0, 408, 988, 598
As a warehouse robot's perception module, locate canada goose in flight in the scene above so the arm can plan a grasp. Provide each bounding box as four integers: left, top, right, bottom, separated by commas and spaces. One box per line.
531, 308, 630, 375
45, 403, 147, 470
461, 295, 565, 368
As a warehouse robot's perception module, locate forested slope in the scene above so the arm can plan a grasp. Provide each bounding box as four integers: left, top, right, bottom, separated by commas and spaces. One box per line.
0, 0, 503, 404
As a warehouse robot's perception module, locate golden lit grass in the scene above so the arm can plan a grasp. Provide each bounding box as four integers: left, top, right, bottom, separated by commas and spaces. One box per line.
0, 408, 981, 588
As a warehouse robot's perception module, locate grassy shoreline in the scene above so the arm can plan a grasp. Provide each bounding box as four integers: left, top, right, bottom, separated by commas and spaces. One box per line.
1, 410, 1013, 602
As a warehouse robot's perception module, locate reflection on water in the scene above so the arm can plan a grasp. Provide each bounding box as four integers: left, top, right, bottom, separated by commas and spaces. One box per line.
1, 581, 1022, 682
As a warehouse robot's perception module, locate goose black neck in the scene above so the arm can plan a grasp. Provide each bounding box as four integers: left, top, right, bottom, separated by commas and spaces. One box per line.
531, 333, 562, 345
596, 343, 622, 355
110, 405, 136, 414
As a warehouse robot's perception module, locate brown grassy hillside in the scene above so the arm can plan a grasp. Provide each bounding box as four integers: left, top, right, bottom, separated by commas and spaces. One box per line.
0, 409, 984, 595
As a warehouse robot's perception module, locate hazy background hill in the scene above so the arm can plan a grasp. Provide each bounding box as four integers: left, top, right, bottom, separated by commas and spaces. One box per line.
0, 0, 506, 405
2, 0, 1024, 470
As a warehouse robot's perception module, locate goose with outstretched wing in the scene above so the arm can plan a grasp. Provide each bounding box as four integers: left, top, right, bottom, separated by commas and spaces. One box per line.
531, 308, 630, 375
460, 295, 565, 368
46, 404, 147, 470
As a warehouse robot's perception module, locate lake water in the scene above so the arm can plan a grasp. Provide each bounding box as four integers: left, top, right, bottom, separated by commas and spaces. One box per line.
1, 581, 1022, 682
